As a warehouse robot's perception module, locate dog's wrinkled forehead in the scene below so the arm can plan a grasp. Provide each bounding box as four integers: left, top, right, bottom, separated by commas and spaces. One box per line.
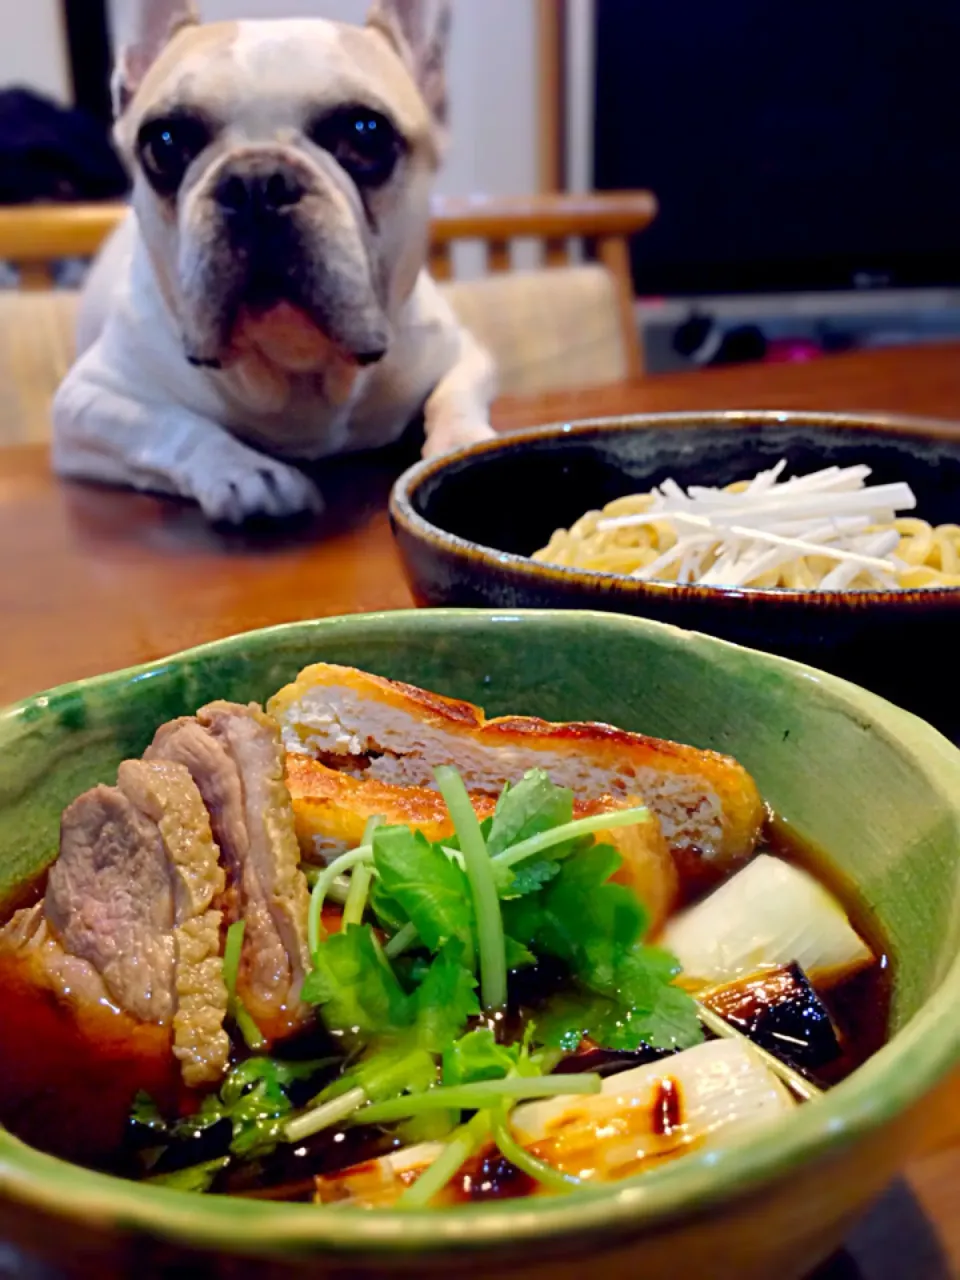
119, 18, 432, 149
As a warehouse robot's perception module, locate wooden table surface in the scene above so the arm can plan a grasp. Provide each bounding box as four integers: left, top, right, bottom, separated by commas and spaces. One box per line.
2, 339, 960, 1278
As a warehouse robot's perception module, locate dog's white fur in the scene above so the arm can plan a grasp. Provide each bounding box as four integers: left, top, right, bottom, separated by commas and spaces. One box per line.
53, 0, 495, 523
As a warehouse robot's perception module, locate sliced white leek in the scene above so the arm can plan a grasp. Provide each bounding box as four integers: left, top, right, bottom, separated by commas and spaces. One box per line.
509, 1039, 794, 1183
662, 854, 874, 988
315, 1141, 444, 1207
313, 1040, 795, 1204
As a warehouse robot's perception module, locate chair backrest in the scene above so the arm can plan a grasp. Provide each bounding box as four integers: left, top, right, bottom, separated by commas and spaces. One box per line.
439, 265, 632, 397
0, 205, 124, 289
428, 192, 656, 379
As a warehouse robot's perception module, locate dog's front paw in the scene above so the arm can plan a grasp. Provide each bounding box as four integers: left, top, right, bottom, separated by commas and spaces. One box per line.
189, 438, 322, 524
422, 417, 496, 460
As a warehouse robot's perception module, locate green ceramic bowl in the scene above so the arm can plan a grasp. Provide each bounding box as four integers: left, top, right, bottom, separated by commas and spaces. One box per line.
1, 609, 959, 1280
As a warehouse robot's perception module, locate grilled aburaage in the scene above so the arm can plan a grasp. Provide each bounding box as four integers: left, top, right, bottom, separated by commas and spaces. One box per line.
0, 664, 886, 1205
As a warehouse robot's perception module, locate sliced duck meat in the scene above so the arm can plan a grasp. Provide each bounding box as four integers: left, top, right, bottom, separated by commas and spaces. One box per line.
146, 702, 312, 1040
286, 756, 679, 934
270, 663, 765, 895
144, 716, 245, 928
46, 776, 178, 1024
6, 759, 228, 1090
115, 759, 229, 1087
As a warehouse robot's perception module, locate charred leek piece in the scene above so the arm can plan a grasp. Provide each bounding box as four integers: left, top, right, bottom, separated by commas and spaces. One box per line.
696, 1002, 822, 1103
702, 963, 842, 1076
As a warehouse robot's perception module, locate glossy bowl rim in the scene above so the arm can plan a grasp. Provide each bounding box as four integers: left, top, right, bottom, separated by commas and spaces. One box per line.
1, 607, 960, 1259
389, 411, 960, 608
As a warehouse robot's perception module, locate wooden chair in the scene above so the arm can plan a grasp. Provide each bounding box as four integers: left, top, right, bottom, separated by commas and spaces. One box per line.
0, 191, 656, 443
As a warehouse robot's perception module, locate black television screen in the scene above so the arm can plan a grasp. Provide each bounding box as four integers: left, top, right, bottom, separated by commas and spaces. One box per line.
593, 0, 960, 296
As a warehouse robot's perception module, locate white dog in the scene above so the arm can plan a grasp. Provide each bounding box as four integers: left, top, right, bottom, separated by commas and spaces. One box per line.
52, 0, 495, 523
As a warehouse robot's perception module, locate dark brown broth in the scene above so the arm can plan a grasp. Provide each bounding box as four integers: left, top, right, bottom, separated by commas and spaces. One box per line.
763, 814, 892, 1083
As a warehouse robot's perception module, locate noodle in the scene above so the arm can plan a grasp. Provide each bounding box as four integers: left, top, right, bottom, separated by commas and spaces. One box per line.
532, 474, 960, 591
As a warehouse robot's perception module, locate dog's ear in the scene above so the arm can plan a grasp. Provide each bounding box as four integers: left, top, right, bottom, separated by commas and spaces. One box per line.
367, 0, 452, 137
112, 0, 201, 117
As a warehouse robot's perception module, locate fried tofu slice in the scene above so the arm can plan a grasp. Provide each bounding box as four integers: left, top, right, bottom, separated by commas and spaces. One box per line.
270, 663, 764, 894
285, 756, 678, 933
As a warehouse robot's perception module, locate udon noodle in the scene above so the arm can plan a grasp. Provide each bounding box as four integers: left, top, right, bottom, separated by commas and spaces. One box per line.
533, 463, 960, 591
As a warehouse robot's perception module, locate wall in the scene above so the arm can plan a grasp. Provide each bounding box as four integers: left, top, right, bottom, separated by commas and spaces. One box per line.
0, 0, 69, 102
565, 0, 594, 194
106, 0, 538, 198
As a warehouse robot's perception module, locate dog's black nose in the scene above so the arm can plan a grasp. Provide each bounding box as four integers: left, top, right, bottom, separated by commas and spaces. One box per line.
215, 169, 305, 217
355, 347, 387, 368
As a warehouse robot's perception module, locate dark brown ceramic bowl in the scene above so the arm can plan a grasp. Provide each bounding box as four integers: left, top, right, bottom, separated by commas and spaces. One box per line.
390, 411, 960, 742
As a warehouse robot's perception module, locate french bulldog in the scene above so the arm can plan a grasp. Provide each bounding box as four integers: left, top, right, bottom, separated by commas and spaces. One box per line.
52, 0, 496, 523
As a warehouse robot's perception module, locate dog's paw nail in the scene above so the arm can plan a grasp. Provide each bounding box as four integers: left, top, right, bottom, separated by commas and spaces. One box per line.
196, 466, 319, 524
257, 467, 323, 517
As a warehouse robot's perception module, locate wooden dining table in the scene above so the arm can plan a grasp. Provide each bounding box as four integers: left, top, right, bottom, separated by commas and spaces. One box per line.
2, 339, 960, 1278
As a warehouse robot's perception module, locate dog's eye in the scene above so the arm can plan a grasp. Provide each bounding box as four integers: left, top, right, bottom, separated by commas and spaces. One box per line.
309, 108, 403, 188
137, 115, 211, 196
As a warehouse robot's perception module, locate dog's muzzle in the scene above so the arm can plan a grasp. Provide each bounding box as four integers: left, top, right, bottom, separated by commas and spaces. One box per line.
179, 152, 390, 370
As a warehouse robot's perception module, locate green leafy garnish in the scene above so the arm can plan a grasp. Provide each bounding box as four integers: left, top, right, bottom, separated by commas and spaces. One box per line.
301, 923, 412, 1038
442, 1028, 520, 1086
145, 1157, 229, 1193
487, 770, 574, 857
411, 943, 481, 1053
505, 844, 702, 1052
369, 877, 410, 935
373, 826, 475, 964
300, 926, 480, 1055
498, 857, 563, 899
130, 1090, 167, 1133
132, 1053, 338, 1186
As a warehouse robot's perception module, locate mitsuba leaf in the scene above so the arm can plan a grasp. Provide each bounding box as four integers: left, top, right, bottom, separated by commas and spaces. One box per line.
487, 769, 574, 856
497, 858, 562, 900
503, 842, 646, 979
504, 843, 701, 1053
146, 1157, 229, 1192
225, 1082, 292, 1158
135, 1052, 342, 1183
220, 1055, 337, 1108
442, 1028, 520, 1086
637, 983, 704, 1051
316, 946, 476, 1110
368, 877, 409, 935
535, 992, 601, 1053
504, 935, 537, 970
411, 943, 481, 1053
130, 1091, 167, 1134
537, 986, 701, 1054
373, 826, 474, 954
301, 923, 412, 1037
